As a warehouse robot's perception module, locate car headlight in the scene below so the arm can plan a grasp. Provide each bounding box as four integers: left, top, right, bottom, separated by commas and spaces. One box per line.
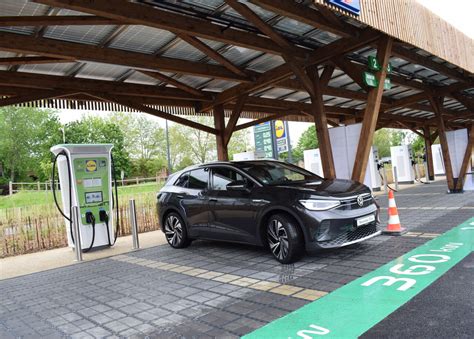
299, 199, 340, 211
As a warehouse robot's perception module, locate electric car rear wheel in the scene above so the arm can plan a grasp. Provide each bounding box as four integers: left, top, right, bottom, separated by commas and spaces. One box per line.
164, 212, 191, 248
267, 214, 303, 264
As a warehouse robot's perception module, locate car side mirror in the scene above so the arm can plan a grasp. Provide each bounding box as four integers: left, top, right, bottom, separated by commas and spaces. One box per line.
226, 180, 249, 192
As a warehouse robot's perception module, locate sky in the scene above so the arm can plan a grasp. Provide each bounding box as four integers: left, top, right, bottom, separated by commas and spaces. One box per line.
417, 0, 474, 39
57, 0, 474, 148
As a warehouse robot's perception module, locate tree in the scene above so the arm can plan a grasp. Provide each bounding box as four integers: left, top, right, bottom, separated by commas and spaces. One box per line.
65, 115, 131, 178
390, 130, 407, 146
292, 125, 319, 162
110, 112, 167, 177
0, 107, 62, 182
228, 128, 253, 160
373, 129, 392, 158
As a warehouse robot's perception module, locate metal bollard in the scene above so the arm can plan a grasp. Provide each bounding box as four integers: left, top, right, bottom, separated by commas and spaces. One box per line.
394, 166, 399, 191
382, 166, 388, 191
129, 199, 140, 250
71, 206, 83, 262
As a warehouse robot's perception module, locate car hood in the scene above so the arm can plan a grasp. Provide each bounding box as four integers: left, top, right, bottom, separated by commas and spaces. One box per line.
272, 178, 370, 198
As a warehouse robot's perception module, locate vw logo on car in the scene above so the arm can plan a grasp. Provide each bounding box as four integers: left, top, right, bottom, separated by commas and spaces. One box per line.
357, 194, 364, 207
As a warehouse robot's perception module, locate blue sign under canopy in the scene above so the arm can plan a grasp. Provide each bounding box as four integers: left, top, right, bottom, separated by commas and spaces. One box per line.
327, 0, 361, 16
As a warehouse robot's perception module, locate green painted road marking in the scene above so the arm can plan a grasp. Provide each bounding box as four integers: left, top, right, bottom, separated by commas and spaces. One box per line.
243, 218, 474, 339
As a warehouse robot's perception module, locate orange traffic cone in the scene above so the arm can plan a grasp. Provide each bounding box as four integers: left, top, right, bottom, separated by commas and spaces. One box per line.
383, 190, 406, 236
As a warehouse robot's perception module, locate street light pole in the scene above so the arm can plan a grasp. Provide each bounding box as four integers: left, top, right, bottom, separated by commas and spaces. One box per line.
165, 119, 172, 174
60, 127, 66, 143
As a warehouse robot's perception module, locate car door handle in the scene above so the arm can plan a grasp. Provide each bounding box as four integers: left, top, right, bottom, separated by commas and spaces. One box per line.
209, 198, 218, 202
176, 192, 186, 199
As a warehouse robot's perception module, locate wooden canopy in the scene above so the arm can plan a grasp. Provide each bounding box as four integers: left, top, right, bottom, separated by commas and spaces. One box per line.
0, 0, 473, 190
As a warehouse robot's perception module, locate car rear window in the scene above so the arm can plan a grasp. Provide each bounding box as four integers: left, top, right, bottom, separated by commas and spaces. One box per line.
187, 169, 208, 190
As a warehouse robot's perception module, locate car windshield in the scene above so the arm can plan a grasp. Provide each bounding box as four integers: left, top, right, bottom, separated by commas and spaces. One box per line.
238, 161, 322, 185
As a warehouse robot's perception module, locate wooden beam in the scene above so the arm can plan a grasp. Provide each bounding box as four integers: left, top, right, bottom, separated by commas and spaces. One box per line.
34, 0, 308, 58
333, 57, 368, 91
226, 0, 293, 51
429, 95, 456, 191
224, 95, 247, 146
391, 44, 471, 82
423, 126, 435, 180
203, 28, 380, 111
396, 121, 425, 138
0, 89, 77, 107
0, 56, 74, 65
455, 124, 474, 190
0, 15, 118, 26
352, 36, 393, 182
234, 111, 298, 131
307, 66, 336, 178
320, 65, 336, 89
213, 104, 229, 161
140, 71, 207, 98
0, 70, 209, 101
176, 33, 248, 78
384, 92, 429, 111
87, 92, 218, 135
452, 92, 474, 112
0, 31, 249, 82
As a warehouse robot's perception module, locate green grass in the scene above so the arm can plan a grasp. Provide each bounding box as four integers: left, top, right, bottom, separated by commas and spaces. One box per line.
0, 182, 163, 209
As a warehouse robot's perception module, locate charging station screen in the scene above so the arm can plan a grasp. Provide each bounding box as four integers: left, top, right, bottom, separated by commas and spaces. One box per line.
85, 191, 103, 204
83, 178, 102, 188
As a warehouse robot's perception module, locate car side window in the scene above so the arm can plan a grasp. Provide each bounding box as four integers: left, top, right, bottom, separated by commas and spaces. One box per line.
187, 168, 209, 190
174, 172, 189, 188
211, 167, 250, 191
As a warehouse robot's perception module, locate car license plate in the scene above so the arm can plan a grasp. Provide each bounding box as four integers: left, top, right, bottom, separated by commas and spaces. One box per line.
356, 214, 375, 227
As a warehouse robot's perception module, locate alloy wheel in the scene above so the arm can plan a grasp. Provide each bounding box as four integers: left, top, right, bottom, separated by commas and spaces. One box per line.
164, 215, 183, 247
267, 219, 289, 260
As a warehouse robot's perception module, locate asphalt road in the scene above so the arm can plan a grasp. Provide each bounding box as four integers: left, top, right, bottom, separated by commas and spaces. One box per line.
362, 252, 474, 339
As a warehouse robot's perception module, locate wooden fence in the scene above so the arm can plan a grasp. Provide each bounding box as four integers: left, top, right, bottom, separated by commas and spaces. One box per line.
6, 176, 167, 195
0, 192, 159, 257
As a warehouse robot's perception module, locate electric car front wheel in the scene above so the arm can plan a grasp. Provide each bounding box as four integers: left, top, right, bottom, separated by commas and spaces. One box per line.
164, 212, 191, 248
267, 214, 303, 264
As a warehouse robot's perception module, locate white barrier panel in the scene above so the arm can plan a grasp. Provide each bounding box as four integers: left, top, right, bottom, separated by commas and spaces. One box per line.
446, 128, 473, 191
431, 144, 445, 175
327, 123, 380, 191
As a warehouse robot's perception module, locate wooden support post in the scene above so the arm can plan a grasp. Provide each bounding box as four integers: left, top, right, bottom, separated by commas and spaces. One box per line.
214, 105, 228, 161
351, 36, 393, 182
429, 96, 456, 192
423, 126, 435, 180
307, 67, 336, 179
224, 95, 246, 146
455, 124, 474, 191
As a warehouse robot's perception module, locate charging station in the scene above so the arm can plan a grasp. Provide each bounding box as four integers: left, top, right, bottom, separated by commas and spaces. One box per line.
328, 124, 381, 191
51, 144, 118, 251
303, 148, 324, 177
390, 145, 415, 184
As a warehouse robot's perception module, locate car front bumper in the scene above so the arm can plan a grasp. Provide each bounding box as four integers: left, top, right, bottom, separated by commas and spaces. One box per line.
297, 203, 380, 251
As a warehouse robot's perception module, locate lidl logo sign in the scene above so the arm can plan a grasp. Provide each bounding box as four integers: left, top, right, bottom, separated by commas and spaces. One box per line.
274, 120, 286, 139
85, 160, 97, 172
327, 0, 360, 16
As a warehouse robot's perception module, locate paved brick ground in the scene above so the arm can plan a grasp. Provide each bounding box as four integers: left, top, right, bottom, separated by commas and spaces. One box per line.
0, 181, 472, 338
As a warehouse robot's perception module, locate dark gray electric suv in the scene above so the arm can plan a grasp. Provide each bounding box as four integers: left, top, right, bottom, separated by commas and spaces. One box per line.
157, 160, 380, 263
